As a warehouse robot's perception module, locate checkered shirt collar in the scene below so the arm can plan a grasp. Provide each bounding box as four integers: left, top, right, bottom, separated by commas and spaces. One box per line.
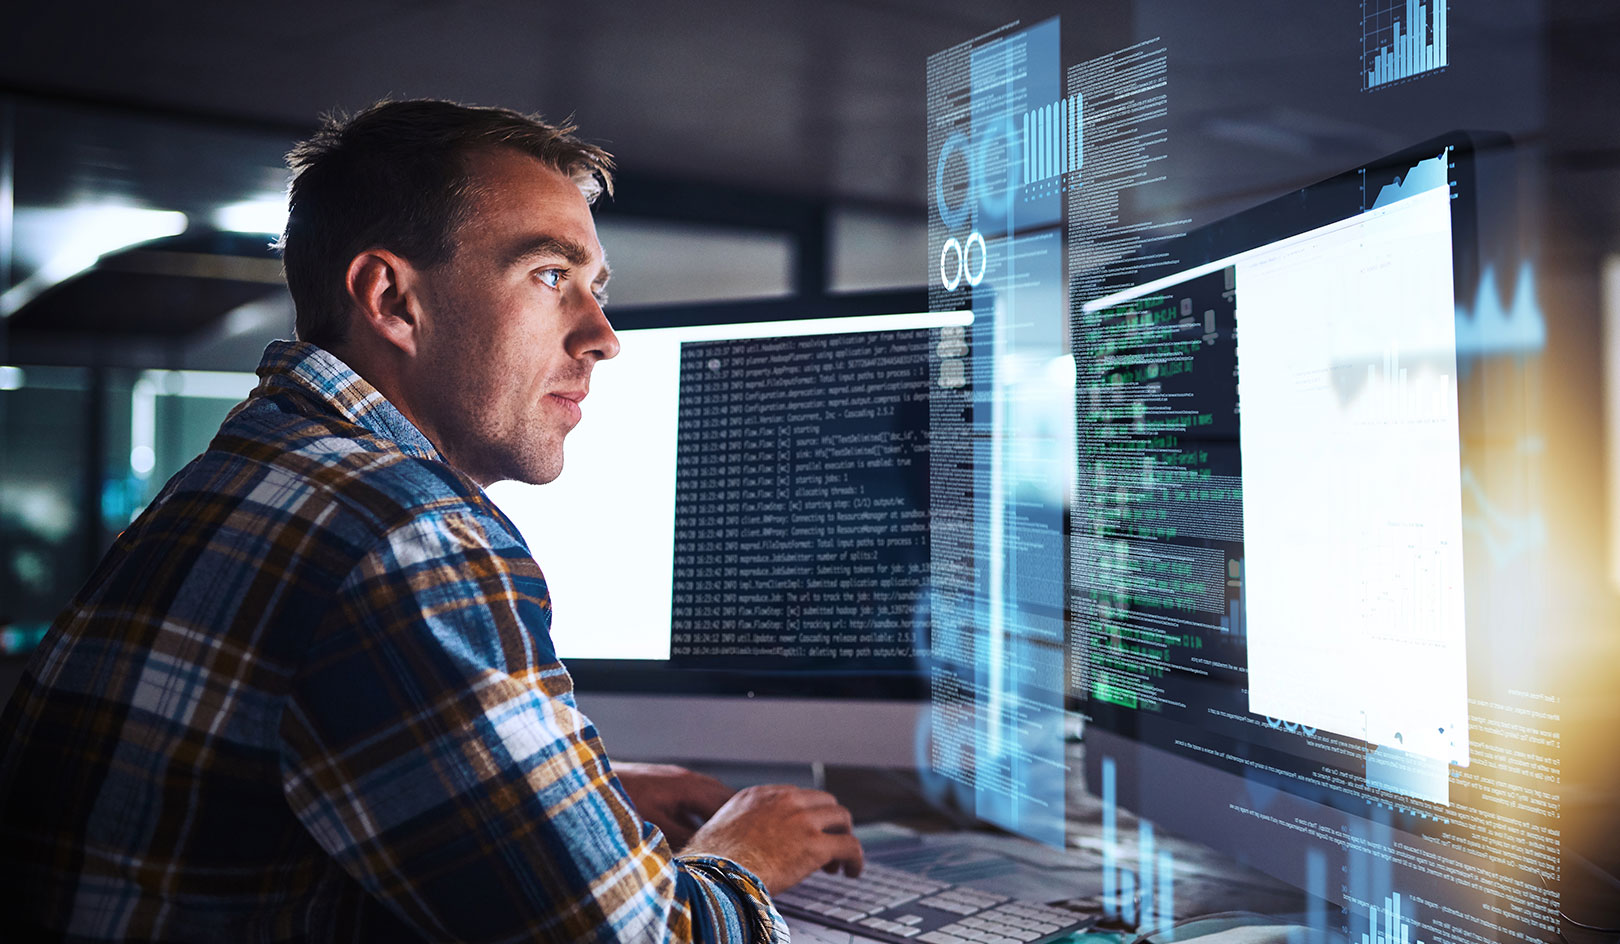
253, 339, 444, 463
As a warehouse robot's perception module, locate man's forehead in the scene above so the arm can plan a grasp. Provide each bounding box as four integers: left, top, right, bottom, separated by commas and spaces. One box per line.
458, 148, 606, 262
461, 147, 593, 222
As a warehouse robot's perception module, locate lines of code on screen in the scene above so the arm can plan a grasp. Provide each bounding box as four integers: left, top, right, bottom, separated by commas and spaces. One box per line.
669, 330, 932, 670
1072, 266, 1242, 716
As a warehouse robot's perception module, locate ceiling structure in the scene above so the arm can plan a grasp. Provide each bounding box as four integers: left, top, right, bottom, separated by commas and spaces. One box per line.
3, 1, 1615, 224
1, 0, 1111, 208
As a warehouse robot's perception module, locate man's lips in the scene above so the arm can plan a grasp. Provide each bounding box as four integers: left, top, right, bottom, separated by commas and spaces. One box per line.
546, 390, 586, 423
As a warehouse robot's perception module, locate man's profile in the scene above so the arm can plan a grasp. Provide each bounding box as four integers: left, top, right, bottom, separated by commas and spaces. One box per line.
0, 99, 861, 942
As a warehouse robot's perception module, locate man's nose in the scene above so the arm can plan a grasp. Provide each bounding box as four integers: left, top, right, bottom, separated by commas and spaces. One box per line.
569, 293, 620, 361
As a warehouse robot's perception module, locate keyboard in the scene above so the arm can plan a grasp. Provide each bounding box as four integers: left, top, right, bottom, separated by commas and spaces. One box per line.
775, 862, 1096, 944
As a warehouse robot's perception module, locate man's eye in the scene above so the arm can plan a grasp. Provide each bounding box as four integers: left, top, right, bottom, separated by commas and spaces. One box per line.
536, 268, 565, 288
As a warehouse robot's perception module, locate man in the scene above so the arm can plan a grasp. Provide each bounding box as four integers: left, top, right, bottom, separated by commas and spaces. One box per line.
0, 100, 862, 941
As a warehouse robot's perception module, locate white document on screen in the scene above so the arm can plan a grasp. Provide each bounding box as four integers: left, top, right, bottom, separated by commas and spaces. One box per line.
1237, 183, 1470, 773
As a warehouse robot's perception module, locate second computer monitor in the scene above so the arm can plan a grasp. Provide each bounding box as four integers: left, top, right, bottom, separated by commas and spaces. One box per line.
1074, 135, 1558, 944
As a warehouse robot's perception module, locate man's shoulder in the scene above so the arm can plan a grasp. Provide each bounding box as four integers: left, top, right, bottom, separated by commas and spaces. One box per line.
187, 387, 508, 545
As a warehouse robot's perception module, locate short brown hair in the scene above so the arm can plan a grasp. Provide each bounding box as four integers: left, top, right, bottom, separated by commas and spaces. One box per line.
278, 100, 614, 348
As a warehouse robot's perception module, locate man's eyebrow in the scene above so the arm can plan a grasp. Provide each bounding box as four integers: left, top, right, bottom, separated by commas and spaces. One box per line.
594, 260, 613, 288
504, 235, 592, 269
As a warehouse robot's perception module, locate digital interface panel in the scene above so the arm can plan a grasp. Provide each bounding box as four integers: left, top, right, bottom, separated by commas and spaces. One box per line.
923, 12, 1185, 847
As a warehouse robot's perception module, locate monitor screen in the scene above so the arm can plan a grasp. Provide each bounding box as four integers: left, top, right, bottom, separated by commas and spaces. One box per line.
1072, 135, 1560, 944
1078, 146, 1467, 774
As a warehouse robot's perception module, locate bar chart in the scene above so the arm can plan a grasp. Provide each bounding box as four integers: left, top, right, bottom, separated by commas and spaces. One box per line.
1021, 92, 1083, 187
1361, 890, 1425, 944
1362, 0, 1448, 90
1100, 757, 1176, 937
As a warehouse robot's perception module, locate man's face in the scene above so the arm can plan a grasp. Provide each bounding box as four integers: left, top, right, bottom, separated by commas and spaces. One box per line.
408, 147, 618, 486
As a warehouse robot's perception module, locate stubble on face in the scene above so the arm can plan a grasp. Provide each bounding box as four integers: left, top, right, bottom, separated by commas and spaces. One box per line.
404, 150, 611, 488
415, 266, 584, 487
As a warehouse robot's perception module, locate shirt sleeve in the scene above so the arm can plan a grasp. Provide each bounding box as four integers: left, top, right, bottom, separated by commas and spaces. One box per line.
276, 508, 788, 943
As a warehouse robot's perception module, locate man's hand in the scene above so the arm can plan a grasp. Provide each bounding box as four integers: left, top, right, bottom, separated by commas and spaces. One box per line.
680, 784, 864, 893
615, 762, 736, 849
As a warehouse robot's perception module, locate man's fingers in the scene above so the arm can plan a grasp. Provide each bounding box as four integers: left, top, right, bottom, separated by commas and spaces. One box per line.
683, 783, 866, 892
795, 802, 854, 836
764, 786, 841, 812
817, 830, 864, 878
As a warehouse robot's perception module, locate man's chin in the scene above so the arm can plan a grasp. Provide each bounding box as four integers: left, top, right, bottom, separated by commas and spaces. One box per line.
452, 444, 563, 488
502, 449, 565, 487
511, 468, 562, 486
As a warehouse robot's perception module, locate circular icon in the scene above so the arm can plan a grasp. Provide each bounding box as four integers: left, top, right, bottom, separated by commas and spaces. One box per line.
939, 236, 964, 291
972, 116, 1020, 222
934, 133, 972, 230
963, 231, 987, 287
1264, 716, 1317, 737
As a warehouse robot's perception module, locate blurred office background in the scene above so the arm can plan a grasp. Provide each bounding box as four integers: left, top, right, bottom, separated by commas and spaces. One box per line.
1, 0, 1617, 834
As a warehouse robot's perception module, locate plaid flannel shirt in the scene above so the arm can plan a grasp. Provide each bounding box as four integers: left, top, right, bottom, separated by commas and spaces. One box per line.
0, 339, 786, 943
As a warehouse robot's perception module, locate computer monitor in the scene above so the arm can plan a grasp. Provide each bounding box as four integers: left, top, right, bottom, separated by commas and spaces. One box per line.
487, 301, 969, 768
1073, 133, 1562, 944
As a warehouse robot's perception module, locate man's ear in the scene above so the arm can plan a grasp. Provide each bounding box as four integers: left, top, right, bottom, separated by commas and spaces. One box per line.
344, 249, 422, 358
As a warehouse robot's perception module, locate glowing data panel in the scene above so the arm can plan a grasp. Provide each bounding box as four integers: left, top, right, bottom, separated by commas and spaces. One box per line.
1363, 0, 1449, 90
